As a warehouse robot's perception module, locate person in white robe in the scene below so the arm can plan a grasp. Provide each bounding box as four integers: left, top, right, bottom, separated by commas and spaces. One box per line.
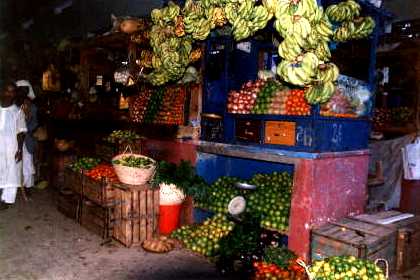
0, 81, 27, 210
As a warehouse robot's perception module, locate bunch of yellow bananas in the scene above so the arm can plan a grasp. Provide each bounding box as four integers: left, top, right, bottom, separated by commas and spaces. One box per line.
333, 16, 375, 41
305, 81, 336, 104
277, 52, 319, 87
326, 0, 361, 22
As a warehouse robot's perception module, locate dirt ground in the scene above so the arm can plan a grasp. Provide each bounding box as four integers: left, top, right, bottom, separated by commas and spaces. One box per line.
1, 188, 419, 280
0, 189, 225, 280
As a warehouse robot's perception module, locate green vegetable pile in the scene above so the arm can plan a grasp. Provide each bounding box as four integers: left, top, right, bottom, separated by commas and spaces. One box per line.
151, 160, 209, 199
105, 130, 141, 144
251, 81, 283, 114
171, 214, 235, 257
309, 256, 386, 280
263, 246, 296, 269
247, 172, 293, 232
70, 157, 101, 173
144, 87, 165, 124
112, 156, 154, 168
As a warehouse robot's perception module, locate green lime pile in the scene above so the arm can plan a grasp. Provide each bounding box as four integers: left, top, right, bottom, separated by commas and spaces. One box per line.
247, 172, 293, 232
171, 214, 234, 257
309, 256, 386, 280
251, 81, 282, 114
70, 157, 101, 173
197, 177, 246, 214
112, 156, 154, 168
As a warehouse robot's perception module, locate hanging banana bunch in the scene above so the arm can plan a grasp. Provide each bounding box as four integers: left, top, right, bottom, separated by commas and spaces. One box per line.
145, 0, 376, 105
325, 0, 361, 22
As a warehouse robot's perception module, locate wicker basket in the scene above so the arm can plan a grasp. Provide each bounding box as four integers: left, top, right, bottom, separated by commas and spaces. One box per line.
112, 153, 156, 185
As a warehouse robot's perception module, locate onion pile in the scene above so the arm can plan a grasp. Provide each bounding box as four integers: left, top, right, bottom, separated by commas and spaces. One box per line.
227, 80, 266, 114
159, 183, 186, 205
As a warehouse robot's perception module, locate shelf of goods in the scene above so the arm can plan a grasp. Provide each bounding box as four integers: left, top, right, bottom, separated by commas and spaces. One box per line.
199, 1, 391, 152
195, 141, 369, 261
59, 164, 159, 246
129, 84, 188, 126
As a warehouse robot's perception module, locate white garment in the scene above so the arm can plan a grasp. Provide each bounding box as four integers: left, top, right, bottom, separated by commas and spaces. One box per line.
1, 187, 18, 204
23, 144, 34, 188
0, 105, 27, 204
16, 80, 36, 100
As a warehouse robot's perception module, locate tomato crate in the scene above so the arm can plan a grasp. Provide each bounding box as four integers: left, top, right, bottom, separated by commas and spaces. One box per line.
311, 217, 397, 271
354, 211, 420, 273
80, 200, 114, 240
57, 190, 80, 221
224, 114, 370, 152
81, 175, 116, 206
63, 167, 83, 194
112, 183, 160, 247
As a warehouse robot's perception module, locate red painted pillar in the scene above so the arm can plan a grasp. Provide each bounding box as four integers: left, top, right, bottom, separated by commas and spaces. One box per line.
142, 139, 198, 165
288, 152, 369, 261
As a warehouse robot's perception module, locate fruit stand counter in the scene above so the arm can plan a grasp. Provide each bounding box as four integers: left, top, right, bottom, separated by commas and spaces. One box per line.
195, 141, 369, 261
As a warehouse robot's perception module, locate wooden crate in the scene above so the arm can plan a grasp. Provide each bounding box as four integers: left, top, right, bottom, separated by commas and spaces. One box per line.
63, 167, 83, 194
82, 175, 116, 206
354, 211, 420, 273
80, 200, 114, 239
112, 183, 159, 247
311, 217, 397, 270
57, 191, 80, 221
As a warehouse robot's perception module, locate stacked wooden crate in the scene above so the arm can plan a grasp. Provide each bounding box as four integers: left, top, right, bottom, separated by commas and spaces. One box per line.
112, 183, 160, 247
57, 167, 160, 245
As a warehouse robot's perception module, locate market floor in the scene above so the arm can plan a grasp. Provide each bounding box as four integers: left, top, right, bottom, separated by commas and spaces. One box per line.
0, 189, 227, 280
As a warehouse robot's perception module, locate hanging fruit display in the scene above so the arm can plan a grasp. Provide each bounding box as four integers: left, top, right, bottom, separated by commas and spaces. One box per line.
146, 0, 375, 105
171, 214, 235, 257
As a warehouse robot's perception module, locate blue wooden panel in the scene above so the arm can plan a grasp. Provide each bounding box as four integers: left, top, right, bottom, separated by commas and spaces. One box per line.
196, 152, 294, 184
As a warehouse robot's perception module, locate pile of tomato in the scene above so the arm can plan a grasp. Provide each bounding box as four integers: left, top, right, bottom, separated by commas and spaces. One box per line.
85, 164, 119, 183
285, 89, 311, 116
253, 259, 308, 280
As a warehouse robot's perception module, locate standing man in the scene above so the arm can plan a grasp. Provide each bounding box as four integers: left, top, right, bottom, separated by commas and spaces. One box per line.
16, 80, 38, 190
0, 81, 27, 210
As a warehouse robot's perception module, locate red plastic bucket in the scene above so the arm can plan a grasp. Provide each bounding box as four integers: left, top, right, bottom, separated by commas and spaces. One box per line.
159, 203, 182, 235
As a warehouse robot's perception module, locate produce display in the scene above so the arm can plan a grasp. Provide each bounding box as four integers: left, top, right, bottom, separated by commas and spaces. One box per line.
154, 85, 186, 125
372, 108, 390, 129
285, 89, 311, 116
129, 89, 152, 123
144, 87, 165, 124
253, 248, 308, 280
389, 106, 413, 124
247, 172, 293, 232
251, 81, 283, 114
85, 164, 119, 183
146, 0, 375, 106
320, 89, 357, 118
112, 155, 154, 168
227, 80, 266, 114
196, 176, 246, 213
372, 107, 414, 129
129, 86, 186, 125
227, 80, 311, 116
171, 214, 235, 257
69, 157, 101, 173
105, 130, 141, 144
197, 172, 293, 233
308, 256, 386, 280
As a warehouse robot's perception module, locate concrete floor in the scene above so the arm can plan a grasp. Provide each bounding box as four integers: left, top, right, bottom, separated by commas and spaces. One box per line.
1, 189, 420, 280
0, 189, 225, 280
